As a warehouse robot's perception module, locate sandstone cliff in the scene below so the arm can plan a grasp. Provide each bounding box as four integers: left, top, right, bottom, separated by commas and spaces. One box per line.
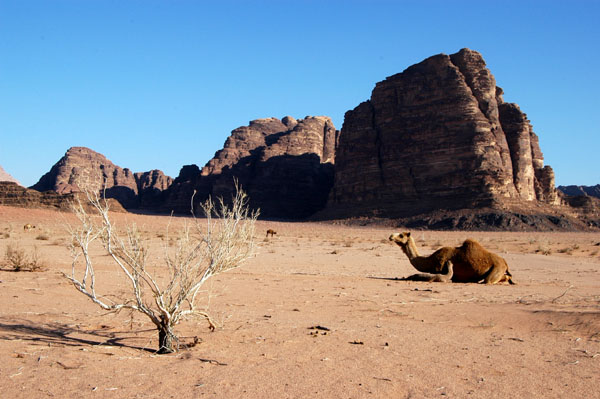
162, 116, 338, 218
327, 48, 559, 219
0, 181, 74, 210
134, 169, 173, 208
0, 181, 126, 212
558, 185, 600, 199
0, 165, 20, 185
31, 147, 172, 209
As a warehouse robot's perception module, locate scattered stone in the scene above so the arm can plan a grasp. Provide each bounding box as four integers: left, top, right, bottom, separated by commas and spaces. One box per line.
308, 325, 331, 331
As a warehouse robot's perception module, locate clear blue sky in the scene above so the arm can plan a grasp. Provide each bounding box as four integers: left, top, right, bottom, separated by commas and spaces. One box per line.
1, 0, 598, 187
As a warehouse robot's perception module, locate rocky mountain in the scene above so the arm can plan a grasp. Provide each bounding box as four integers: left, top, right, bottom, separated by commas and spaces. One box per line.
163, 116, 338, 218
0, 181, 73, 210
0, 165, 20, 185
30, 147, 172, 209
558, 185, 600, 199
0, 181, 126, 212
326, 48, 559, 220
134, 169, 173, 208
16, 48, 596, 230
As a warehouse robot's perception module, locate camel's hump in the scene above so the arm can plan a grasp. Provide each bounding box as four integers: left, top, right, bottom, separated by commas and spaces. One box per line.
460, 239, 484, 249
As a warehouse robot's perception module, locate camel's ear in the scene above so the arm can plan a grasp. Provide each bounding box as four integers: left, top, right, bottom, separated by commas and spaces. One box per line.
406, 232, 411, 237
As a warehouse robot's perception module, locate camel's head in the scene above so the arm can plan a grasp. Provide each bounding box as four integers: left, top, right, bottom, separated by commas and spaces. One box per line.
388, 232, 412, 247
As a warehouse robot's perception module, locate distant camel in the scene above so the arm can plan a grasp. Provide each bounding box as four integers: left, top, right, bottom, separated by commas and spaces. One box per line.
23, 224, 36, 231
389, 232, 514, 284
400, 260, 454, 282
266, 229, 277, 238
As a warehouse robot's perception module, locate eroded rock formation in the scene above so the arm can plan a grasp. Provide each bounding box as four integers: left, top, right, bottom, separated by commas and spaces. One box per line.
327, 48, 559, 218
558, 184, 600, 199
31, 147, 172, 209
162, 116, 338, 218
134, 169, 173, 208
0, 165, 20, 185
0, 181, 126, 212
0, 181, 73, 210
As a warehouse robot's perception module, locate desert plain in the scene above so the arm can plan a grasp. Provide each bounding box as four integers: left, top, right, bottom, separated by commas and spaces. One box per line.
1, 205, 599, 398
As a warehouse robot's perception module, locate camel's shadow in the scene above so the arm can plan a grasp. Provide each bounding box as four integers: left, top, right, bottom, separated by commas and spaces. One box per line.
368, 276, 447, 282
367, 276, 404, 281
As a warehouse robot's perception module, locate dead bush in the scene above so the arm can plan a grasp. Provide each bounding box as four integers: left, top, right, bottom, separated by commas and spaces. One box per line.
65, 179, 258, 354
4, 243, 45, 271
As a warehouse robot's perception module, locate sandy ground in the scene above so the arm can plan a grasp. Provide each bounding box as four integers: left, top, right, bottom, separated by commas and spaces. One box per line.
1, 205, 599, 398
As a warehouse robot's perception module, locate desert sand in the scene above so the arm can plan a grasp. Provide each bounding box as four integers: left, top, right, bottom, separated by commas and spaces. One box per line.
1, 205, 599, 398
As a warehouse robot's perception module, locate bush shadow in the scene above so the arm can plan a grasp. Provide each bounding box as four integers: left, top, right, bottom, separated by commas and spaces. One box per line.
0, 317, 156, 353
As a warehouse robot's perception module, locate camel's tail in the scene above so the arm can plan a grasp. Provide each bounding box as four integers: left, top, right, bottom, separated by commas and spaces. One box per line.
506, 269, 516, 285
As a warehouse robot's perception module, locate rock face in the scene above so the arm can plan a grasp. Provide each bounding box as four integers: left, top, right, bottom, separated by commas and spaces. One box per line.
30, 147, 172, 209
134, 169, 173, 208
162, 116, 338, 218
558, 185, 600, 199
0, 181, 125, 212
161, 164, 202, 214
327, 48, 559, 218
0, 165, 20, 185
0, 181, 74, 210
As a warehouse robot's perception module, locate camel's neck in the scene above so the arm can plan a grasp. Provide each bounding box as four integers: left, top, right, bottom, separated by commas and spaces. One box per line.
401, 238, 434, 273
401, 237, 420, 260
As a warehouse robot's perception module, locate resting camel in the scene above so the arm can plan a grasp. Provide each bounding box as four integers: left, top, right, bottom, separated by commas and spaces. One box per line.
389, 232, 514, 284
23, 224, 36, 231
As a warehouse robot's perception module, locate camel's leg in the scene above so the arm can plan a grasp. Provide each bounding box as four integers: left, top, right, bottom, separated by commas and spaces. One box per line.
442, 260, 453, 282
499, 275, 512, 284
401, 273, 436, 281
497, 273, 516, 285
483, 264, 507, 284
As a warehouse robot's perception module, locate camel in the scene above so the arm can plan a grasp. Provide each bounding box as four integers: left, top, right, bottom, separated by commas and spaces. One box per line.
23, 224, 36, 231
400, 260, 453, 282
266, 229, 277, 238
389, 232, 514, 284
